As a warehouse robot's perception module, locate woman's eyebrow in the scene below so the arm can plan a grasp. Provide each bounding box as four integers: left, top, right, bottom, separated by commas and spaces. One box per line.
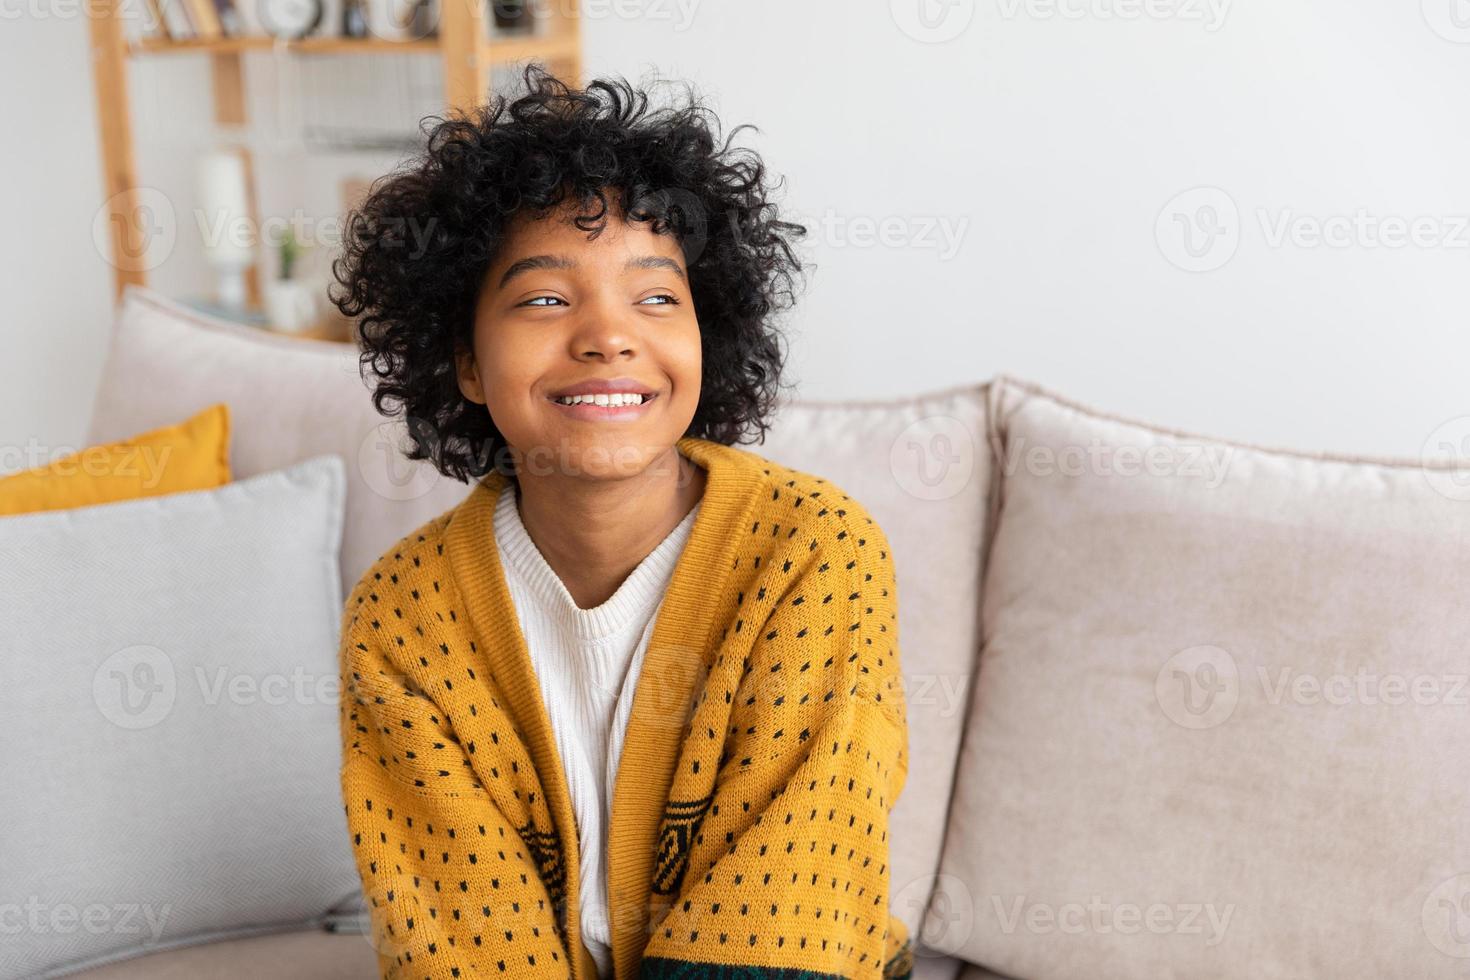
626, 255, 687, 282
497, 253, 685, 290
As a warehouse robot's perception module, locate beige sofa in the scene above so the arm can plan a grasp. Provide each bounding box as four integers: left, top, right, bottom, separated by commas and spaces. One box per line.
47, 286, 1470, 979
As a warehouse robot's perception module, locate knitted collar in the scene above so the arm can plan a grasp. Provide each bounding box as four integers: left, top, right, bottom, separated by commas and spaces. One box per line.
442, 435, 769, 980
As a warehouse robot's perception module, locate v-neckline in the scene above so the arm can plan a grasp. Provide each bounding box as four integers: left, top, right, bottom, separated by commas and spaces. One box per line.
443, 436, 765, 980
492, 481, 703, 642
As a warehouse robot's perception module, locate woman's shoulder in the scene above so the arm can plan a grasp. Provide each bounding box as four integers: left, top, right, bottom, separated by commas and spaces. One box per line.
342, 503, 461, 615
718, 443, 906, 728
726, 441, 895, 562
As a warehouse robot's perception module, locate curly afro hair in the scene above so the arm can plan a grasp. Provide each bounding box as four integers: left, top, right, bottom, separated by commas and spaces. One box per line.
329, 64, 810, 484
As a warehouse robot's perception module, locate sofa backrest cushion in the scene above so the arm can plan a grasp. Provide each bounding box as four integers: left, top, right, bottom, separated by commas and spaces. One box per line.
927, 375, 1470, 978
86, 287, 474, 602
758, 384, 992, 940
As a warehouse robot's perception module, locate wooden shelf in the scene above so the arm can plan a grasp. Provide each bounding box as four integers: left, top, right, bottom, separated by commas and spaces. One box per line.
481, 32, 578, 64
127, 31, 577, 61
89, 0, 582, 313
130, 34, 441, 55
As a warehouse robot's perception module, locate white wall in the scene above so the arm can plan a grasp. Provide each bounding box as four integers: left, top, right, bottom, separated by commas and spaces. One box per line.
5, 0, 1468, 470
0, 7, 117, 473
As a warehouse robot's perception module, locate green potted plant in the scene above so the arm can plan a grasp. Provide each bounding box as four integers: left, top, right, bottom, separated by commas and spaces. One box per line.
264, 225, 321, 334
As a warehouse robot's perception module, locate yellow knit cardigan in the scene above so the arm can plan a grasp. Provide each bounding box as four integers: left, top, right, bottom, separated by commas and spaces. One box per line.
338, 435, 913, 980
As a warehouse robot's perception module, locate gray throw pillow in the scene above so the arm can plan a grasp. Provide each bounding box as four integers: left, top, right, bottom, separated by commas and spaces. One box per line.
0, 455, 359, 980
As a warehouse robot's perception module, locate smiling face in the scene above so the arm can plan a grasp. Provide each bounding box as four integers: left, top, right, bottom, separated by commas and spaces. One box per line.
455, 195, 703, 483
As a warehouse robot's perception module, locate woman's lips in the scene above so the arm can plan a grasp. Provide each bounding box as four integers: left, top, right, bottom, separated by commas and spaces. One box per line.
546, 392, 658, 421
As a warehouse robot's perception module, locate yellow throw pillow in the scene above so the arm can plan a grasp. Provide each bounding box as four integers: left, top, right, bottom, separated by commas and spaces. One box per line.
0, 403, 232, 517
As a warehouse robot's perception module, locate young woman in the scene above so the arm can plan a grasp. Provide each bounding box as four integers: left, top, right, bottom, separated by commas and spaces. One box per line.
329, 65, 911, 980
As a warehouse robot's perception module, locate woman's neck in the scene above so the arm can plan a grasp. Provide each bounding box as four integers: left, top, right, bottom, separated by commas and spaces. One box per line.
510, 446, 707, 610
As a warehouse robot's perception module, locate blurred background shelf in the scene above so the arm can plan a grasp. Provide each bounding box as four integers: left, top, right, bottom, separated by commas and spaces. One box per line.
126, 31, 580, 61
89, 0, 582, 341
129, 35, 442, 55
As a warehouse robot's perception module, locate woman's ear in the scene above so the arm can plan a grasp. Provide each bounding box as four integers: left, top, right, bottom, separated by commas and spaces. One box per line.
454, 346, 487, 405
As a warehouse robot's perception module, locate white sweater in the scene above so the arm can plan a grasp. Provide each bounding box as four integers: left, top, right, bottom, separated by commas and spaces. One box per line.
492, 484, 702, 979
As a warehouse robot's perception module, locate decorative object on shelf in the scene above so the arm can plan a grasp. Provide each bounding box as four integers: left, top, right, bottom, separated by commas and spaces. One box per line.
316, 0, 344, 37
340, 0, 366, 36
89, 0, 582, 302
182, 0, 223, 38
264, 226, 323, 333
364, 0, 421, 41
157, 0, 196, 37
196, 148, 256, 313
213, 0, 241, 34
490, 0, 533, 34
231, 0, 263, 34
408, 0, 434, 39
179, 296, 270, 327
260, 0, 324, 38
140, 0, 168, 38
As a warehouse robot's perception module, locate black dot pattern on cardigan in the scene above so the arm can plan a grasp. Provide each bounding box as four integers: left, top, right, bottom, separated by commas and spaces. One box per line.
338, 453, 911, 980
341, 518, 576, 979
642, 471, 909, 980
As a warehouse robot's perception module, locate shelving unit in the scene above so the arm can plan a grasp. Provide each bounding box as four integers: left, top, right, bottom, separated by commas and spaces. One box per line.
86, 0, 582, 326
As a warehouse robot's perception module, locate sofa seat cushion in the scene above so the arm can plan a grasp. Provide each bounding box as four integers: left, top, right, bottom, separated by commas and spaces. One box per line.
64, 927, 379, 980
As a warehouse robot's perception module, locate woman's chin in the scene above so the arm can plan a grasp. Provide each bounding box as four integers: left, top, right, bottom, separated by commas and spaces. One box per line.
513, 434, 673, 482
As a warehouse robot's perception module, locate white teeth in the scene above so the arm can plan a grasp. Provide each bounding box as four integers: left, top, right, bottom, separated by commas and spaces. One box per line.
553, 393, 649, 406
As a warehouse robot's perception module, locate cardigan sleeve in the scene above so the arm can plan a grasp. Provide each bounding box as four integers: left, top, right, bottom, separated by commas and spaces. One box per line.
638, 514, 912, 980
337, 583, 574, 980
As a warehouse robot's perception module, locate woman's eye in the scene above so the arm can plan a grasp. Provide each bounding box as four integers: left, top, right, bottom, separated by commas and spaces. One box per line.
520, 295, 678, 308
